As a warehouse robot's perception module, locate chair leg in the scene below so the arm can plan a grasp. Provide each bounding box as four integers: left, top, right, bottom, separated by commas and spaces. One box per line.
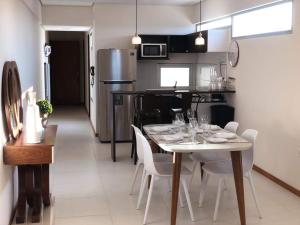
182, 179, 195, 221
198, 172, 209, 207
137, 169, 146, 198
130, 162, 143, 195
247, 173, 263, 219
131, 129, 136, 158
137, 173, 149, 209
143, 175, 155, 225
213, 178, 224, 222
189, 161, 198, 189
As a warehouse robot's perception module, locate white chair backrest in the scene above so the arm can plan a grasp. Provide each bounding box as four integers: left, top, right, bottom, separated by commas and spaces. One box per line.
136, 133, 159, 176
224, 121, 239, 133
241, 129, 258, 172
132, 125, 144, 161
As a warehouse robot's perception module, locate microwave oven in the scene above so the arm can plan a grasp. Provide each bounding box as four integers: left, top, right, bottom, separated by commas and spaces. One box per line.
141, 43, 167, 58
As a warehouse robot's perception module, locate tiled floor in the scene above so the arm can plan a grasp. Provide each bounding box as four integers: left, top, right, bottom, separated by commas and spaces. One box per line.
50, 106, 300, 225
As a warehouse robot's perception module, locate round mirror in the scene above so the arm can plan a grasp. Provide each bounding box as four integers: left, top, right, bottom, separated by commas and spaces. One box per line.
2, 61, 23, 140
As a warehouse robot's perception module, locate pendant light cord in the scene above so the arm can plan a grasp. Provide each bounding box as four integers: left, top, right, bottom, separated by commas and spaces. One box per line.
199, 0, 202, 32
135, 0, 138, 35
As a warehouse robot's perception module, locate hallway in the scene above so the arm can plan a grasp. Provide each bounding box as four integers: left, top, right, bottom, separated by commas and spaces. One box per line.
50, 107, 300, 225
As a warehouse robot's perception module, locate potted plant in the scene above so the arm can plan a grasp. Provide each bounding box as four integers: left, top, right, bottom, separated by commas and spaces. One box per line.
36, 99, 53, 127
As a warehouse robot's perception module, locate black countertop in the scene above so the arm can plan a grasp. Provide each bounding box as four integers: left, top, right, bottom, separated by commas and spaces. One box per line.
111, 88, 236, 95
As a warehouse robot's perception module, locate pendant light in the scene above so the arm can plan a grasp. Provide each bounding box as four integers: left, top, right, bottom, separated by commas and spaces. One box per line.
195, 0, 205, 46
132, 0, 141, 45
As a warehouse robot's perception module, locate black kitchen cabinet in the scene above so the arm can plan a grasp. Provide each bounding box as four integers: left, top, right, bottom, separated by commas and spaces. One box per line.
137, 31, 208, 59
139, 35, 169, 44
169, 31, 208, 54
168, 35, 189, 53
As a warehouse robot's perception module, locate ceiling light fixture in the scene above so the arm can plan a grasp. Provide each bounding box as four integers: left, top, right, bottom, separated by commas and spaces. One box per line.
132, 0, 141, 45
195, 0, 205, 46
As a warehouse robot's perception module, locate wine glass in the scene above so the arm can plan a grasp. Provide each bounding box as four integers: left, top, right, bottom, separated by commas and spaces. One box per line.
175, 113, 185, 133
189, 118, 198, 143
175, 113, 185, 126
186, 109, 194, 122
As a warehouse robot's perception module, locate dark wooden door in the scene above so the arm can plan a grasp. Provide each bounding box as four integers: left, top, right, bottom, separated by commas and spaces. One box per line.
50, 41, 81, 105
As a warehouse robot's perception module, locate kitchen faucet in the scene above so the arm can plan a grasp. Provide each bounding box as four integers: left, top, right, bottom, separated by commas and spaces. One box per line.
173, 81, 177, 89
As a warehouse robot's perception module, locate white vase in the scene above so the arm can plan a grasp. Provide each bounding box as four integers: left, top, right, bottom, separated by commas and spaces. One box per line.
24, 91, 43, 143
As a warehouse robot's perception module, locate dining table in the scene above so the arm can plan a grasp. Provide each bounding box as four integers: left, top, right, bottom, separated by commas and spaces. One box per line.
143, 124, 252, 225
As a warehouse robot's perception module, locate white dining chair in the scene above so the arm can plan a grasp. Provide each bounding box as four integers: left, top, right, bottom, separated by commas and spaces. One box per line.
189, 121, 239, 186
199, 129, 262, 221
129, 125, 173, 195
135, 132, 195, 224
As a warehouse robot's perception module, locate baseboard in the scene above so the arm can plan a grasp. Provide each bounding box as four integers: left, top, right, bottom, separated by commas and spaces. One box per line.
9, 203, 17, 225
253, 165, 300, 197
88, 119, 98, 137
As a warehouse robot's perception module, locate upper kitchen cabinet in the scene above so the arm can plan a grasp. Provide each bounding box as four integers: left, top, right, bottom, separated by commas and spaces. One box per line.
169, 31, 208, 53
168, 35, 189, 53
139, 34, 169, 44
207, 28, 230, 52
136, 31, 208, 59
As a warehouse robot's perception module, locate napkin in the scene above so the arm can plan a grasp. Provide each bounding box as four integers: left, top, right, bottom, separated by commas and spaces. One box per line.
213, 132, 236, 139
160, 134, 183, 142
149, 125, 174, 133
209, 125, 221, 131
207, 137, 228, 143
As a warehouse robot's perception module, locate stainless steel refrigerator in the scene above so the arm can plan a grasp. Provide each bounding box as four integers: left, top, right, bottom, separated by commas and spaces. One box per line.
97, 49, 137, 142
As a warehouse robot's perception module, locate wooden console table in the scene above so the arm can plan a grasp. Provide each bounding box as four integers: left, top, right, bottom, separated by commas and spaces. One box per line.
3, 125, 58, 224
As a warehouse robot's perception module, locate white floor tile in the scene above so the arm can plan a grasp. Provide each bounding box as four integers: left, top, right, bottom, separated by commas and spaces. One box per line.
45, 106, 300, 225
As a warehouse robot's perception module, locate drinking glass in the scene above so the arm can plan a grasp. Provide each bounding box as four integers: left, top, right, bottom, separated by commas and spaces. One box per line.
200, 114, 209, 136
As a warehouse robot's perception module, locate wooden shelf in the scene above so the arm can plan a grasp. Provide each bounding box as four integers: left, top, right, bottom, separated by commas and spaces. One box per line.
3, 125, 57, 165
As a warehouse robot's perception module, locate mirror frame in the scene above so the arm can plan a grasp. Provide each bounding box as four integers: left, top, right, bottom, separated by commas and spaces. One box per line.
2, 61, 23, 141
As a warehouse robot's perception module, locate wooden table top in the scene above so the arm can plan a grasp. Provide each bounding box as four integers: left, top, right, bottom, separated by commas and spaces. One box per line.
143, 124, 252, 153
3, 125, 58, 165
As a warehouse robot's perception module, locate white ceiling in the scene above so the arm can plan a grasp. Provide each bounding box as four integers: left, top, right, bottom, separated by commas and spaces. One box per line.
41, 0, 201, 6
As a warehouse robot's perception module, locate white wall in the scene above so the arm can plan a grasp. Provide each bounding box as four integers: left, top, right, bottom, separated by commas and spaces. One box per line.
200, 0, 300, 190
0, 0, 44, 224
42, 5, 93, 27
41, 4, 196, 133
92, 4, 195, 132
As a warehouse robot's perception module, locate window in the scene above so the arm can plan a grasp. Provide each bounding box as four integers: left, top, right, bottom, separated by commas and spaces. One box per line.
160, 66, 190, 87
232, 1, 293, 38
196, 17, 232, 31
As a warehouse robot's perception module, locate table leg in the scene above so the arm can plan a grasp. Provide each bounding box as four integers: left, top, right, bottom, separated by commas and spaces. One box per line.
170, 152, 182, 225
41, 164, 51, 206
25, 166, 34, 208
16, 166, 27, 224
231, 151, 246, 225
32, 165, 42, 223
111, 94, 116, 162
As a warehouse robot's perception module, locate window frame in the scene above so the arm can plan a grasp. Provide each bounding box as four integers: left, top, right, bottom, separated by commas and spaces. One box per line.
196, 16, 232, 32
158, 64, 192, 89
231, 0, 293, 38
195, 0, 293, 39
